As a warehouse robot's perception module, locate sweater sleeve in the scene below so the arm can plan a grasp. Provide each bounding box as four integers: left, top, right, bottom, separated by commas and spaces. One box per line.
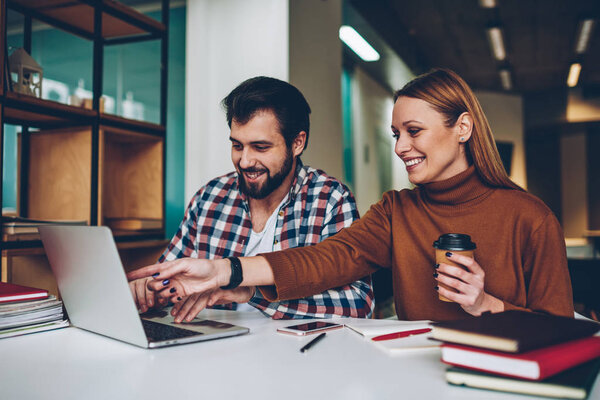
259, 193, 395, 301
503, 212, 573, 317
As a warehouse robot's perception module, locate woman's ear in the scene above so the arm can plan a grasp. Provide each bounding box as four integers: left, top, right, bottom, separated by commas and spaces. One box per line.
456, 112, 473, 143
292, 131, 307, 157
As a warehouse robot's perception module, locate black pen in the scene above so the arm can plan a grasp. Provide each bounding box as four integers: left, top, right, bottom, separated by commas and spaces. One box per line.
300, 332, 326, 353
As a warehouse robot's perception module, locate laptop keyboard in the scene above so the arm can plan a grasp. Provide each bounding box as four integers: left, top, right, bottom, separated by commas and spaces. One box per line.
142, 319, 203, 342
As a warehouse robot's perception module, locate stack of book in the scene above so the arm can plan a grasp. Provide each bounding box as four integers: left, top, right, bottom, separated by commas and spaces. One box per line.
431, 310, 600, 399
0, 282, 69, 339
2, 216, 87, 241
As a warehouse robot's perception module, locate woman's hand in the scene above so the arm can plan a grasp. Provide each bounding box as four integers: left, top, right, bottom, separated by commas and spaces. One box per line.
435, 252, 504, 316
126, 258, 231, 303
170, 287, 256, 323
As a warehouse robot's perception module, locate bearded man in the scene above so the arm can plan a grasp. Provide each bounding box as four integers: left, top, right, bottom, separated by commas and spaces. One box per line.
130, 76, 374, 321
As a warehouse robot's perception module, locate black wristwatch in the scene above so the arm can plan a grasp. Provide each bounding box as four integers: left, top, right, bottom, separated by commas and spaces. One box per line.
220, 256, 244, 290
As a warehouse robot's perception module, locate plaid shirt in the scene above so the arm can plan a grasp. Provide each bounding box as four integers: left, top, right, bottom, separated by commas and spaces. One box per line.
160, 161, 374, 319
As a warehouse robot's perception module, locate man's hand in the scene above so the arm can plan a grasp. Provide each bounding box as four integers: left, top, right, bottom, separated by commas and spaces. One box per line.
208, 286, 256, 307
129, 277, 167, 313
170, 287, 256, 323
126, 258, 231, 303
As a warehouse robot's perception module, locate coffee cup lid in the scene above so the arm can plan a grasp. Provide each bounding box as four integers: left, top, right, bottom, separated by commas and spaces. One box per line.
433, 233, 476, 251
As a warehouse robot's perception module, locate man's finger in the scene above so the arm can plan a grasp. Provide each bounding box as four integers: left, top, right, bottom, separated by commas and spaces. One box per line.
144, 279, 155, 308
171, 297, 184, 316
182, 296, 208, 322
173, 295, 198, 323
135, 279, 148, 312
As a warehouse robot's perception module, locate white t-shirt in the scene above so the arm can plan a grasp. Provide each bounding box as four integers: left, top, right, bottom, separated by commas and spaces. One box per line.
236, 195, 288, 312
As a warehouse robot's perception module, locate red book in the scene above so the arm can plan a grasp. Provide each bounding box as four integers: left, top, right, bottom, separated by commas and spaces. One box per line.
0, 282, 49, 304
441, 336, 600, 380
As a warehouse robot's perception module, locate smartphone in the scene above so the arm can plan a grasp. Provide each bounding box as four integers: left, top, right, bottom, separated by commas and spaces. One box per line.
276, 321, 344, 336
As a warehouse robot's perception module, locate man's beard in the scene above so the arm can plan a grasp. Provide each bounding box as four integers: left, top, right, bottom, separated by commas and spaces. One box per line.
238, 149, 294, 199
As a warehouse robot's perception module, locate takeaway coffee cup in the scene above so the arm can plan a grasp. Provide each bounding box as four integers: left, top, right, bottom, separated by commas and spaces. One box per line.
433, 233, 476, 302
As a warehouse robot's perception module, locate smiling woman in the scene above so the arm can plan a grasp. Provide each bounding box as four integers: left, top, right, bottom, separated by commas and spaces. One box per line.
392, 96, 472, 184
393, 69, 522, 191
129, 69, 574, 322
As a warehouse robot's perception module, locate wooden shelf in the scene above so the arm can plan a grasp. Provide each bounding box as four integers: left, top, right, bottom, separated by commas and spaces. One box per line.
100, 113, 165, 136
100, 127, 164, 226
1, 92, 166, 134
1, 232, 166, 250
3, 91, 95, 128
28, 127, 93, 223
7, 0, 165, 40
1, 0, 168, 295
23, 126, 164, 227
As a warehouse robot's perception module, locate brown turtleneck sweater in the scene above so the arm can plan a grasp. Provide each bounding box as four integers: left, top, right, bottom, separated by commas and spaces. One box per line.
260, 166, 573, 321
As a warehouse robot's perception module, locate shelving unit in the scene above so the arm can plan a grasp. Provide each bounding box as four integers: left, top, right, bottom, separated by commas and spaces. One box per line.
0, 0, 170, 295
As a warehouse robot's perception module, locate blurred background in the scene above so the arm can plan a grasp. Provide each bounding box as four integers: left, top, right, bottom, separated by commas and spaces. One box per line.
3, 0, 599, 318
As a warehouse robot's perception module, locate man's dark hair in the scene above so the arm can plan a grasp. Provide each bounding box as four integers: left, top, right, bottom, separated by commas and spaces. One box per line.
222, 76, 311, 152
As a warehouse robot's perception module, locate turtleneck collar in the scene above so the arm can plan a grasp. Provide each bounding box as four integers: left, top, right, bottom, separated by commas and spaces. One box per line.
421, 165, 492, 206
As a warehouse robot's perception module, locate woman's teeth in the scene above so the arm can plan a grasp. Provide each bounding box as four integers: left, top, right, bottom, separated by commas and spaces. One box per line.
405, 158, 424, 167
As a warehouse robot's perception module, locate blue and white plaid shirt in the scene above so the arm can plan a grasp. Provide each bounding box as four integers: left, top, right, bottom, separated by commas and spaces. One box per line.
160, 161, 374, 319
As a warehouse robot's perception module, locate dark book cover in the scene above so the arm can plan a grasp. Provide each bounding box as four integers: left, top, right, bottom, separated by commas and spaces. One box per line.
431, 310, 600, 352
446, 358, 600, 399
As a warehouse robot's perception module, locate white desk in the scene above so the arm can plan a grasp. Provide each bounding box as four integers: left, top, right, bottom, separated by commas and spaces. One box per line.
1, 309, 598, 400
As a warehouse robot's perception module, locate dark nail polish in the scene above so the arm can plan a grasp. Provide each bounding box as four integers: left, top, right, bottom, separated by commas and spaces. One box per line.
434, 263, 440, 269
177, 297, 182, 301
170, 287, 176, 293
445, 252, 453, 257
152, 272, 159, 278
435, 286, 439, 291
433, 272, 438, 278
162, 279, 170, 286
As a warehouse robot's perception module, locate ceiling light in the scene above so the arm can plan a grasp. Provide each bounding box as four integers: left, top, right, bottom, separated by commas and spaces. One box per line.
486, 27, 506, 61
575, 19, 594, 54
499, 69, 512, 90
479, 0, 497, 8
567, 63, 581, 87
339, 25, 380, 62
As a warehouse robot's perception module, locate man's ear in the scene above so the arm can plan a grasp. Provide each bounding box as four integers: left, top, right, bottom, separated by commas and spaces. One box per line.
292, 131, 307, 157
456, 112, 473, 143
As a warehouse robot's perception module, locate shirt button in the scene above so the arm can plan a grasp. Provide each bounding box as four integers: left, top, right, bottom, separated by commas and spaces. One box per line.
274, 239, 279, 245
278, 210, 284, 217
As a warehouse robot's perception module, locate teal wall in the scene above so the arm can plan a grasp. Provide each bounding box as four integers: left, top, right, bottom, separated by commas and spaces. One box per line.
2, 6, 186, 239
341, 67, 354, 192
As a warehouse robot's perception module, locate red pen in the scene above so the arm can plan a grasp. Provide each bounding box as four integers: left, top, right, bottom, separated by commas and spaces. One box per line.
371, 328, 432, 342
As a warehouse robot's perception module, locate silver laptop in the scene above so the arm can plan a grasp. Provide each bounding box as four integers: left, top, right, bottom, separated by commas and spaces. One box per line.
39, 225, 249, 348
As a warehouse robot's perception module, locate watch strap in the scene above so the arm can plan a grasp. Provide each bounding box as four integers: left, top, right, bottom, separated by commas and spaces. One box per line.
220, 256, 243, 290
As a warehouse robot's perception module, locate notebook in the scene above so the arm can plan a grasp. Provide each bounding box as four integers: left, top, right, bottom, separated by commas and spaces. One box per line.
441, 336, 600, 380
445, 358, 600, 399
39, 225, 249, 348
0, 282, 48, 303
431, 310, 600, 353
